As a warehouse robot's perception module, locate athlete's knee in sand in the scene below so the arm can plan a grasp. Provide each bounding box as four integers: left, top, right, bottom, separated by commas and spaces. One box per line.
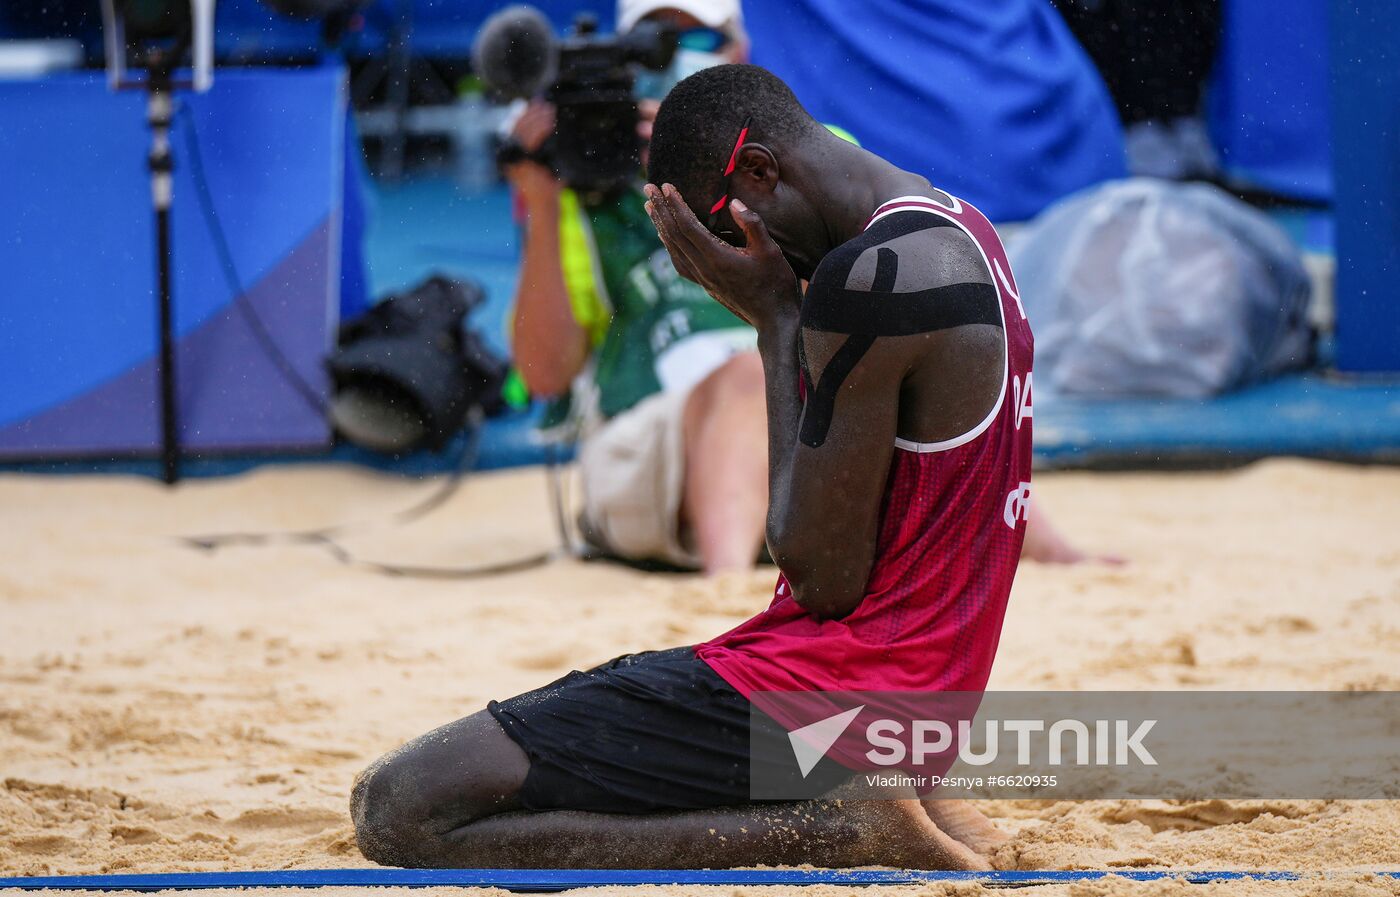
351, 711, 528, 867
350, 743, 457, 867
350, 750, 427, 866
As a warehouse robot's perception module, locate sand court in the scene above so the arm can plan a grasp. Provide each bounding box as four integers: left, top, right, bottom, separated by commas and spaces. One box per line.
1, 459, 1398, 893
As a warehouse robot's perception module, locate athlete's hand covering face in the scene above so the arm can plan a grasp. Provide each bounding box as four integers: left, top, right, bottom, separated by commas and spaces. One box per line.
644, 183, 799, 328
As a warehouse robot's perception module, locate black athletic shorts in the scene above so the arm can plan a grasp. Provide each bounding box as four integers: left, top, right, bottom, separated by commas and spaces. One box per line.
488, 646, 758, 813
489, 646, 852, 813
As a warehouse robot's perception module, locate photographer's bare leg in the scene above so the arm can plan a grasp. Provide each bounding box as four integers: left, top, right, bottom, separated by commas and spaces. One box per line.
679, 352, 1108, 573
351, 711, 988, 870
682, 351, 769, 574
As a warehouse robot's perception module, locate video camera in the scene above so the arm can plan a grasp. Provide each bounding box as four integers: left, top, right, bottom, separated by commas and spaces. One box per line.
474, 5, 678, 196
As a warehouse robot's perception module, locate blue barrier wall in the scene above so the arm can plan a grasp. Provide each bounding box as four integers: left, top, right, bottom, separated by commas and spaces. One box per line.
0, 1, 617, 61
1208, 0, 1332, 202
0, 67, 345, 458
1331, 0, 1400, 372
214, 0, 616, 60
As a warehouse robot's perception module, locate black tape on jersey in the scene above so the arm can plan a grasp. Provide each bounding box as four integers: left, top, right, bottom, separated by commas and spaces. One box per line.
799, 333, 875, 448
802, 280, 1001, 336
796, 235, 1004, 448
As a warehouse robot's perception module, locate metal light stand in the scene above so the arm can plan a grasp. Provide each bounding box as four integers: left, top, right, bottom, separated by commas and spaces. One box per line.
100, 0, 214, 485
145, 44, 182, 484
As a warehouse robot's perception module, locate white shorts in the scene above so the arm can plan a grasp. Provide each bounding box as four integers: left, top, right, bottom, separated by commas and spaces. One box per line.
577, 387, 699, 570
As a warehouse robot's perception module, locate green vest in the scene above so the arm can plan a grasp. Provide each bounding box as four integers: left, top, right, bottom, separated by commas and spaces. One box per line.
545, 185, 752, 427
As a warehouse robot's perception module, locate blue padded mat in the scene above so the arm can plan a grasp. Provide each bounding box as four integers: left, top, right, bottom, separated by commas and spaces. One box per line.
1035, 372, 1400, 468
1, 868, 1397, 891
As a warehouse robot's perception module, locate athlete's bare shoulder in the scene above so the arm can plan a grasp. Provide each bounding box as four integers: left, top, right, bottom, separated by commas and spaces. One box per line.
795, 195, 1007, 449
801, 204, 1000, 339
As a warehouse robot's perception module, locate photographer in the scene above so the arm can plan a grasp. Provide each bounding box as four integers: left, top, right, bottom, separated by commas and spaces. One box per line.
508, 0, 761, 574
508, 0, 1112, 572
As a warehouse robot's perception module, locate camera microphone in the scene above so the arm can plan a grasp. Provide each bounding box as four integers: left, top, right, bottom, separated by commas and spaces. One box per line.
473, 5, 558, 100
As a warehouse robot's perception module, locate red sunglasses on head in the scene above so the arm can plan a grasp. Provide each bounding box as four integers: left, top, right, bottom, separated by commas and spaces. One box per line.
707, 116, 752, 231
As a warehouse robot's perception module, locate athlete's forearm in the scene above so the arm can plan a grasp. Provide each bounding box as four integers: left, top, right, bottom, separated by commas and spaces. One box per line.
754, 311, 808, 585
756, 315, 909, 621
511, 192, 589, 397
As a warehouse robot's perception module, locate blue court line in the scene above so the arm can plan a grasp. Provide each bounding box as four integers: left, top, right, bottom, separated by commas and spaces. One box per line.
1, 869, 1397, 891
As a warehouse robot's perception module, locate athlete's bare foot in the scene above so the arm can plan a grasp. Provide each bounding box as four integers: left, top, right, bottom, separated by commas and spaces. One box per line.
919, 800, 1009, 860
854, 800, 991, 870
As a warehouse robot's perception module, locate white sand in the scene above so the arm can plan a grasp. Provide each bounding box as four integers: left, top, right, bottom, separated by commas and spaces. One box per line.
1, 458, 1398, 894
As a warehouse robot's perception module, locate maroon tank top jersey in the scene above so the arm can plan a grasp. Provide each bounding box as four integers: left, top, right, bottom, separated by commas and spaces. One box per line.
697, 193, 1035, 697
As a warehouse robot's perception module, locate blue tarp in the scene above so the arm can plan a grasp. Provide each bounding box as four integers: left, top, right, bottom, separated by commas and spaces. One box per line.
744, 0, 1127, 222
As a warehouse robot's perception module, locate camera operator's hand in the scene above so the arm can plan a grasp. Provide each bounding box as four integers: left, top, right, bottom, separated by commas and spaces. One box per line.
637, 99, 660, 143
638, 99, 660, 169
512, 99, 556, 155
504, 101, 560, 206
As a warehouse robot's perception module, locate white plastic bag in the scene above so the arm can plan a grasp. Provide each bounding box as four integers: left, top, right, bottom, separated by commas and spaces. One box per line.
1007, 179, 1313, 398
